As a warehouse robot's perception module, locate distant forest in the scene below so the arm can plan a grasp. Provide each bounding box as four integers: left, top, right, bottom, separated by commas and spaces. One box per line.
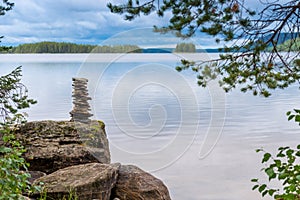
6, 41, 142, 53
0, 41, 225, 53
1, 33, 298, 54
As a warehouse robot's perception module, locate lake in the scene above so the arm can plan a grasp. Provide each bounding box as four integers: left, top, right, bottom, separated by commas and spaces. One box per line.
0, 53, 299, 200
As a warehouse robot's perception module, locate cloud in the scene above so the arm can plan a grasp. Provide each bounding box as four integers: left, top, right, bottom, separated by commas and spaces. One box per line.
1, 0, 170, 46
99, 27, 223, 49
0, 0, 248, 48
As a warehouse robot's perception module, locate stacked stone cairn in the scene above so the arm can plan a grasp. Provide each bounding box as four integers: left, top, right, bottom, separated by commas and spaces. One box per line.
70, 78, 93, 123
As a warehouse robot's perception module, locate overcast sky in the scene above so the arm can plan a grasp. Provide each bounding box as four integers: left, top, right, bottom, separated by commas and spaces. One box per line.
0, 0, 269, 48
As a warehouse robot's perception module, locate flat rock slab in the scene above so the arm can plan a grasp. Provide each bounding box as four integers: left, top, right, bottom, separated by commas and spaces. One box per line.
112, 165, 171, 200
14, 120, 110, 174
33, 163, 120, 200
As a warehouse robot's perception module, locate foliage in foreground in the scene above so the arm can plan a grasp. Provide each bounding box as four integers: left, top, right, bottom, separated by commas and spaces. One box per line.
0, 67, 38, 199
0, 120, 37, 199
251, 110, 300, 200
252, 145, 300, 200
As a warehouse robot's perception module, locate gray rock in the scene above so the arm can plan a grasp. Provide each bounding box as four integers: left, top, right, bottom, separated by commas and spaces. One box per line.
70, 77, 93, 123
15, 120, 110, 174
32, 163, 120, 200
111, 165, 171, 200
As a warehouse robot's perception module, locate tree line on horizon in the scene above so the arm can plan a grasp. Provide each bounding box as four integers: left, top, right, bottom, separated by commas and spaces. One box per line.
4, 41, 143, 53
3, 40, 297, 54
1, 41, 203, 54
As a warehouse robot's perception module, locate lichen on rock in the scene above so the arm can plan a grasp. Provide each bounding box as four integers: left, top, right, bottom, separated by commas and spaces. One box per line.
14, 120, 110, 174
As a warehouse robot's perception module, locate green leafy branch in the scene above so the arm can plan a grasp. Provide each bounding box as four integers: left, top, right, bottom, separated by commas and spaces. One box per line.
252, 145, 300, 199
0, 66, 37, 123
0, 67, 40, 199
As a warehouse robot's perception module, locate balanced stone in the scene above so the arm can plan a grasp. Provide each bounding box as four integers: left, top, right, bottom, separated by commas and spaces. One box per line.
70, 77, 93, 123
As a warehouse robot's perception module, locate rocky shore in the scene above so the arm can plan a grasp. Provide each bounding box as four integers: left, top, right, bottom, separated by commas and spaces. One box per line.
14, 120, 171, 200
6, 78, 171, 199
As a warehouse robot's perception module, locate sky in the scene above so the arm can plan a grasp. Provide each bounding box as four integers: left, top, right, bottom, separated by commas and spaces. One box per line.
0, 0, 272, 48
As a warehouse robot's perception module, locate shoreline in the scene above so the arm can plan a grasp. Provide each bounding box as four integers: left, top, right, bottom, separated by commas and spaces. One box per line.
0, 53, 220, 63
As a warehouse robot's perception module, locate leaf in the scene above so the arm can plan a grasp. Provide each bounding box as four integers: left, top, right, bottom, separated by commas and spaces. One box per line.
256, 148, 263, 153
252, 184, 259, 190
295, 115, 300, 122
262, 190, 268, 197
286, 149, 294, 156
175, 66, 182, 72
259, 184, 267, 193
297, 144, 300, 149
262, 153, 271, 163
296, 175, 300, 180
286, 111, 291, 116
289, 184, 296, 192
277, 152, 285, 157
251, 178, 258, 182
288, 115, 295, 121
265, 168, 276, 180
268, 189, 276, 196
278, 146, 289, 151
274, 194, 281, 199
293, 109, 300, 113
274, 159, 281, 167
278, 172, 288, 180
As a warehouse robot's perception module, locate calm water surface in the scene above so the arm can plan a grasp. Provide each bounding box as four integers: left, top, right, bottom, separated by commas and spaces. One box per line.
0, 54, 299, 200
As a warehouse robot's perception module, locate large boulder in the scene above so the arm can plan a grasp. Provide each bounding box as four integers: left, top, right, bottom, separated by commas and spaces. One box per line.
7, 120, 172, 200
14, 120, 110, 174
32, 163, 120, 200
111, 165, 171, 200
